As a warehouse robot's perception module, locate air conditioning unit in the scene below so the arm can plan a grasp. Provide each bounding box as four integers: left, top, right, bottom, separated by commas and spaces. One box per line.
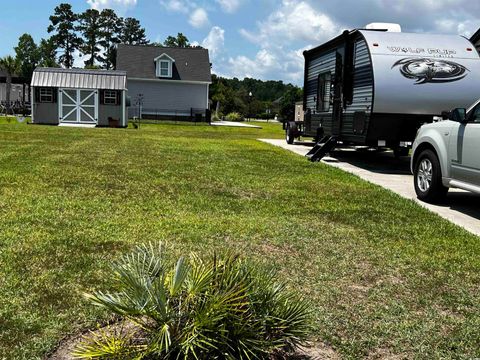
365, 23, 402, 32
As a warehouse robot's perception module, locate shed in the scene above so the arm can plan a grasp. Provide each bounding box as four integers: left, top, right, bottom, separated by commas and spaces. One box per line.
31, 68, 128, 127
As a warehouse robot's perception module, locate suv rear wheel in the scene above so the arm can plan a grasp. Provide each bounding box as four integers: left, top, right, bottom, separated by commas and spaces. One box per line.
285, 123, 295, 144
414, 149, 448, 203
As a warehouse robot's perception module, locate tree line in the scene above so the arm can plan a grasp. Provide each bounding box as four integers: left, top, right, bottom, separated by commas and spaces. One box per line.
210, 75, 303, 120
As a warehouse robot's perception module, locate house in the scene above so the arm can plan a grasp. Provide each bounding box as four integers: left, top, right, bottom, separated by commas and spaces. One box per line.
31, 68, 128, 127
116, 44, 211, 120
0, 70, 24, 103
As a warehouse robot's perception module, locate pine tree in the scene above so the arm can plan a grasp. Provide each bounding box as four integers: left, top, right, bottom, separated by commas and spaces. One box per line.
99, 9, 122, 70
38, 38, 58, 67
120, 17, 149, 45
48, 3, 82, 68
77, 9, 103, 67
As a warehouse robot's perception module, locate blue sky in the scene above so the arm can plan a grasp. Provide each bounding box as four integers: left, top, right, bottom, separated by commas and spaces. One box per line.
1, 0, 479, 85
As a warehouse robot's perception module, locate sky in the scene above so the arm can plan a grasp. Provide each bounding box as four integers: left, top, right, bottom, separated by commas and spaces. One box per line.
1, 0, 479, 85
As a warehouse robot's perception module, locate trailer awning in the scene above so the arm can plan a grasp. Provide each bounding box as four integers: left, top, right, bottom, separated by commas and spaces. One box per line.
31, 68, 127, 90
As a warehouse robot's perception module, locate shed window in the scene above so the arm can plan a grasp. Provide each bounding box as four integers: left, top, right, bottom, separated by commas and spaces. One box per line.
39, 88, 54, 103
104, 90, 118, 105
316, 73, 332, 112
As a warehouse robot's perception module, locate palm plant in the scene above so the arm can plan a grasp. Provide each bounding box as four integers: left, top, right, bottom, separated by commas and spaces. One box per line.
0, 56, 20, 115
73, 243, 312, 359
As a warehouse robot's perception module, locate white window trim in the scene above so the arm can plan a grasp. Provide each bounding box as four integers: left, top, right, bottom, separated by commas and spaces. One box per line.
154, 53, 175, 78
104, 90, 117, 105
40, 88, 54, 103
156, 60, 172, 78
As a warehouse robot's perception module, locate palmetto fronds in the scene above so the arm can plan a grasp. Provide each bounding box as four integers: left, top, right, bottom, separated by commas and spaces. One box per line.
74, 244, 312, 359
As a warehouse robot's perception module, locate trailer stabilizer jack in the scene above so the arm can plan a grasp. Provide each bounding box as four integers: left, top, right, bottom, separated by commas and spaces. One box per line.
306, 137, 337, 162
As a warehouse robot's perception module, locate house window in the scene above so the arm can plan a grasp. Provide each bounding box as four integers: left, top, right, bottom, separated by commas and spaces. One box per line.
104, 90, 117, 105
160, 61, 170, 76
40, 88, 53, 103
316, 73, 332, 112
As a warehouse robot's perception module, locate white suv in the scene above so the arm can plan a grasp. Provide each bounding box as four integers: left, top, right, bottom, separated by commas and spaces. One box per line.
411, 104, 480, 203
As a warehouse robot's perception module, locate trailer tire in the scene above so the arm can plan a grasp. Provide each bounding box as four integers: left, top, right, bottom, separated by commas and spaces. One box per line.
413, 149, 448, 203
286, 123, 295, 144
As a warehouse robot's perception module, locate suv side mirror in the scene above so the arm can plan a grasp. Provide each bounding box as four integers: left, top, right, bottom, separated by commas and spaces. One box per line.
451, 108, 467, 123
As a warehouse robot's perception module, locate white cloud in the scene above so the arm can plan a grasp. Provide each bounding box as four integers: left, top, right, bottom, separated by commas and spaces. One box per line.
160, 0, 193, 13
227, 45, 308, 83
202, 26, 225, 60
87, 0, 137, 13
240, 1, 340, 47
189, 8, 209, 28
224, 0, 340, 83
215, 0, 244, 13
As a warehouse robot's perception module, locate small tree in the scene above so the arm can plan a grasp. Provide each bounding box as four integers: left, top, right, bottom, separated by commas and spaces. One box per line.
0, 56, 20, 114
48, 3, 82, 68
77, 9, 103, 67
120, 17, 149, 45
38, 38, 58, 67
163, 33, 191, 48
14, 34, 39, 102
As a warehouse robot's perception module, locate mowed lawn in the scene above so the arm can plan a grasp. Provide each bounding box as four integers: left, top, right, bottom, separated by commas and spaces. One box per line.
0, 120, 479, 359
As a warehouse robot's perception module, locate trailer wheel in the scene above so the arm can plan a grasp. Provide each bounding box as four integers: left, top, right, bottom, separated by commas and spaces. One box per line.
413, 149, 448, 203
286, 123, 295, 144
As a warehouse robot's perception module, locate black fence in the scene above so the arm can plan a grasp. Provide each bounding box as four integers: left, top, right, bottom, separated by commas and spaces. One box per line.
130, 108, 211, 124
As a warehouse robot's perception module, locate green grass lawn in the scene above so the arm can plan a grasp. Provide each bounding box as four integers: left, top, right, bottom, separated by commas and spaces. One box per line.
0, 121, 479, 359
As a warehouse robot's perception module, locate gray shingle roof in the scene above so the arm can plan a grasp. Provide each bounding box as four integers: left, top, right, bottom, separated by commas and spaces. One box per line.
31, 68, 127, 90
116, 44, 211, 83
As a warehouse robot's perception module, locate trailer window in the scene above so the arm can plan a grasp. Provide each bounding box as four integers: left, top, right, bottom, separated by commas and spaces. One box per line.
317, 73, 331, 112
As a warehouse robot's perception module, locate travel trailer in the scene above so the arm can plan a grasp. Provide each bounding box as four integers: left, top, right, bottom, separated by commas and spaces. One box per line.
286, 23, 480, 160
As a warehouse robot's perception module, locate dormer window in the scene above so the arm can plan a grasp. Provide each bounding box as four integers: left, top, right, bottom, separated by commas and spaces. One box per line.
155, 53, 175, 78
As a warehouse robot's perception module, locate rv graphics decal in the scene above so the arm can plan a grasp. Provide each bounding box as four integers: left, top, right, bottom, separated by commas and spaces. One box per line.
392, 58, 468, 84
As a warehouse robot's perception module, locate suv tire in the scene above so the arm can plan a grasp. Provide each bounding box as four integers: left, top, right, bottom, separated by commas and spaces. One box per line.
414, 149, 448, 203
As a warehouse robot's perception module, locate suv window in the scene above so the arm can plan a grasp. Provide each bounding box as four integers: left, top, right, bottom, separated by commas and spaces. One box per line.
468, 104, 480, 123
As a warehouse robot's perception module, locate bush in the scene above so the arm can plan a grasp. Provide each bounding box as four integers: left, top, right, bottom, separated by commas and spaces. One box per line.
74, 243, 312, 359
225, 112, 243, 122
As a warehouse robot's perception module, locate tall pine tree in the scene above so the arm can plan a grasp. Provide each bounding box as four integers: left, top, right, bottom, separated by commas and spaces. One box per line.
48, 3, 81, 68
120, 17, 149, 45
163, 33, 191, 48
77, 9, 102, 67
99, 9, 122, 69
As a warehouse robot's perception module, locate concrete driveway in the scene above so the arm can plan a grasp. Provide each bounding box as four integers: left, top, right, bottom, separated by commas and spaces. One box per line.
260, 139, 480, 237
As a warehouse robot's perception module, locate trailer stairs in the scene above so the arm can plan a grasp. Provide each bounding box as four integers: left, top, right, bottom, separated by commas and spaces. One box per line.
306, 136, 337, 162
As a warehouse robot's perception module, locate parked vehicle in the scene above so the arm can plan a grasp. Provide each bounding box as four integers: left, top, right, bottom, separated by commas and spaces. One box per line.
411, 104, 480, 202
289, 23, 480, 161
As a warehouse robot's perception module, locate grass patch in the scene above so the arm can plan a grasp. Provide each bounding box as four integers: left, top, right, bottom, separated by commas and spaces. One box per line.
0, 121, 479, 359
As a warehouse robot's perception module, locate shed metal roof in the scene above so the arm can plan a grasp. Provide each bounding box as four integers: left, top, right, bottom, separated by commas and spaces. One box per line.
31, 68, 127, 90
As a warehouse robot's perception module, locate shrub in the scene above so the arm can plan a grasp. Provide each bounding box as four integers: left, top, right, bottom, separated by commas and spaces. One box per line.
225, 112, 243, 122
73, 243, 312, 359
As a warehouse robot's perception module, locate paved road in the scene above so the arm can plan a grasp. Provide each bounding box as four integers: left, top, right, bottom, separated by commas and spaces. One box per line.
260, 139, 480, 237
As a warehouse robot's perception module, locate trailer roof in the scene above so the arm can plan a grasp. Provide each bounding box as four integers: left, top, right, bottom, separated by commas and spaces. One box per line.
31, 68, 127, 90
304, 30, 478, 60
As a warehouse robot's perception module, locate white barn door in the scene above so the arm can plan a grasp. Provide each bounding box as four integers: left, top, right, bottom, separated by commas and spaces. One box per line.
59, 89, 98, 124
